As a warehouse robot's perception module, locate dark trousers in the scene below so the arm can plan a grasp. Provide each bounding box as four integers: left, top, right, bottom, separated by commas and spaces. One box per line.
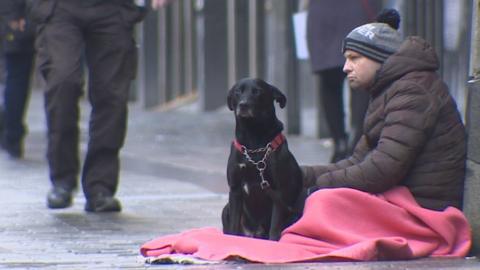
317, 67, 369, 151
36, 1, 137, 198
3, 52, 34, 145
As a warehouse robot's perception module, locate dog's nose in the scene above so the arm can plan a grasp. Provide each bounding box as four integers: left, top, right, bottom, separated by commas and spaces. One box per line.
238, 102, 248, 110
236, 100, 253, 117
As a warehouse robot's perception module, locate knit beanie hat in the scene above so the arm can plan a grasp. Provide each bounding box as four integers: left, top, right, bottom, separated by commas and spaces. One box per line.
342, 9, 402, 63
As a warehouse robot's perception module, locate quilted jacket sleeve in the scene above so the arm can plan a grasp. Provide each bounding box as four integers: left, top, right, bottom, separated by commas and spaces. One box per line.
313, 80, 441, 193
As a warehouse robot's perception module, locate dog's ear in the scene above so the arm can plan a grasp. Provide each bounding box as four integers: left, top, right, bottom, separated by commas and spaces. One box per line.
271, 85, 287, 108
227, 87, 235, 111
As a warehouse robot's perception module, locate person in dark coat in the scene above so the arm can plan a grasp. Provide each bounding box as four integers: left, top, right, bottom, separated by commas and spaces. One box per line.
30, 0, 147, 212
303, 9, 466, 211
0, 0, 35, 158
306, 0, 382, 162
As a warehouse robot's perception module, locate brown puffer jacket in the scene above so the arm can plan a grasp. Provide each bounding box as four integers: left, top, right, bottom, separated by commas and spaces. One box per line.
304, 36, 466, 211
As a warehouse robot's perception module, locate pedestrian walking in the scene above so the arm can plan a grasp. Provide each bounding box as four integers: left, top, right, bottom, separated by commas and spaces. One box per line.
30, 0, 146, 212
151, 0, 174, 9
0, 0, 35, 158
306, 0, 382, 162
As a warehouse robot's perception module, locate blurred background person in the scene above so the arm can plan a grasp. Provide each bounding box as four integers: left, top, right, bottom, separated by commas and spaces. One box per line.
151, 0, 174, 9
306, 0, 382, 162
0, 0, 35, 158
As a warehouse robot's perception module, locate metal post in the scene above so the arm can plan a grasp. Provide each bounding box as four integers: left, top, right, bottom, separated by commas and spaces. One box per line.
235, 0, 249, 82
433, 0, 444, 75
464, 0, 480, 256
183, 0, 195, 95
227, 0, 236, 87
171, 1, 183, 99
263, 0, 300, 134
196, 0, 228, 111
248, 0, 265, 79
141, 10, 161, 108
472, 0, 480, 78
227, 0, 249, 87
285, 0, 300, 134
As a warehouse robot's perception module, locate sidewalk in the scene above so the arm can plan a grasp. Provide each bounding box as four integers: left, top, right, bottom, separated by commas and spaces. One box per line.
0, 90, 479, 269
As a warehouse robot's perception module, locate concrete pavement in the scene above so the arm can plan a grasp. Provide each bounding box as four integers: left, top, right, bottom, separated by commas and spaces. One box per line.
0, 90, 479, 269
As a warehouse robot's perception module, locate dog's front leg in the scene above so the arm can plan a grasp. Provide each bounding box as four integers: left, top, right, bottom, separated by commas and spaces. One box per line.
269, 204, 288, 241
225, 188, 243, 235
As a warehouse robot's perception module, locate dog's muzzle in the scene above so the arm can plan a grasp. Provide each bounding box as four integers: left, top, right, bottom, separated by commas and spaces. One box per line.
236, 103, 254, 118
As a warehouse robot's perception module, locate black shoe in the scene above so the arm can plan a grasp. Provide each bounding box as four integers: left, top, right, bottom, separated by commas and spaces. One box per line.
47, 187, 73, 209
5, 143, 22, 159
85, 194, 121, 212
330, 138, 348, 163
1, 140, 23, 159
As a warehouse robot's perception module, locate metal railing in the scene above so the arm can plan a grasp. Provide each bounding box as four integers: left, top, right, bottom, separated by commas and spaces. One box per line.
134, 0, 473, 134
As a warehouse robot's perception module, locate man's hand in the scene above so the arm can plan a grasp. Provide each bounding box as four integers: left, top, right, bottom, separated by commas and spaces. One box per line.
151, 0, 173, 10
8, 18, 26, 32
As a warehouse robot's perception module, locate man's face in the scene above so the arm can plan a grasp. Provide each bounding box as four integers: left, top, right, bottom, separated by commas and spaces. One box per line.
343, 50, 382, 91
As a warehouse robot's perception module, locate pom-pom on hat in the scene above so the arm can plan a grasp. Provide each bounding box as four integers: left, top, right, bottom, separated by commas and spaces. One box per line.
342, 9, 403, 63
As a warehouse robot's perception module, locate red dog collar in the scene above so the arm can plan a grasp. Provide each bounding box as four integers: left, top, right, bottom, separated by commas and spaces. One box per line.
233, 133, 285, 153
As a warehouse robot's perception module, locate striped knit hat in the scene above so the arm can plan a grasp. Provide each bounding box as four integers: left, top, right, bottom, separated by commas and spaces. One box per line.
342, 9, 402, 63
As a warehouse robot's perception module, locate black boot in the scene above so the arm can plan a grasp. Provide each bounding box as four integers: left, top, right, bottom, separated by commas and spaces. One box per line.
85, 193, 121, 212
47, 187, 73, 209
5, 142, 23, 159
330, 137, 348, 163
1, 138, 23, 159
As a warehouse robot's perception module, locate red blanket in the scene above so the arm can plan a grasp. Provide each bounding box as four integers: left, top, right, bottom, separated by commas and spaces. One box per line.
140, 187, 471, 263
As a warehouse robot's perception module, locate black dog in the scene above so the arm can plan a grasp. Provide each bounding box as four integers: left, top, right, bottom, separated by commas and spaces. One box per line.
222, 78, 303, 240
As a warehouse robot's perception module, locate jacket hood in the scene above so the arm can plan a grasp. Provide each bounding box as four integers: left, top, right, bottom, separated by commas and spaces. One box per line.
369, 36, 439, 96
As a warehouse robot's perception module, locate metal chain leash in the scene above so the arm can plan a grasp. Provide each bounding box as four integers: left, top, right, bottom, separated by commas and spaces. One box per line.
241, 143, 273, 189
244, 144, 271, 154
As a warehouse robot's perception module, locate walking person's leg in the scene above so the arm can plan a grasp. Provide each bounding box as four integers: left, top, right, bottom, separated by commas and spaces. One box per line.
36, 2, 86, 209
2, 51, 34, 158
348, 87, 369, 153
318, 67, 348, 163
81, 3, 139, 212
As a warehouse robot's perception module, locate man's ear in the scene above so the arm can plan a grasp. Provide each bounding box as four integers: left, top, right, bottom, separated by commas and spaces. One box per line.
271, 85, 286, 108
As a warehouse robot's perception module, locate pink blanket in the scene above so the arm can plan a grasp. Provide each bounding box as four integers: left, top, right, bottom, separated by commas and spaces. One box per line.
140, 187, 471, 263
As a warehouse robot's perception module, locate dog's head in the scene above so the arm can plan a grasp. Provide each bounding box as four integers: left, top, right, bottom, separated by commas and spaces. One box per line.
227, 78, 286, 119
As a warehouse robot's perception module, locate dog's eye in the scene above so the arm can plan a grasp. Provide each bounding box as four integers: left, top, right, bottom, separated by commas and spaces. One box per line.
251, 88, 259, 95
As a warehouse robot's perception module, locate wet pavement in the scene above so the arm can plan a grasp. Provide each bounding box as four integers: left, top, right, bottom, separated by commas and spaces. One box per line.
0, 90, 479, 269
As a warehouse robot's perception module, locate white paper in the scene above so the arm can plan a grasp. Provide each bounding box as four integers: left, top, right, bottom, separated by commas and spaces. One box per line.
135, 0, 145, 7
292, 11, 310, 60
144, 254, 224, 265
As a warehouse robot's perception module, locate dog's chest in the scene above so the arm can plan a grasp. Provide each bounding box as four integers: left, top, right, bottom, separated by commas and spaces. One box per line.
236, 155, 274, 196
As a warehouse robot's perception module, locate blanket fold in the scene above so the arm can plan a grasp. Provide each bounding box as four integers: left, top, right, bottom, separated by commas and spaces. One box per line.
140, 187, 471, 263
